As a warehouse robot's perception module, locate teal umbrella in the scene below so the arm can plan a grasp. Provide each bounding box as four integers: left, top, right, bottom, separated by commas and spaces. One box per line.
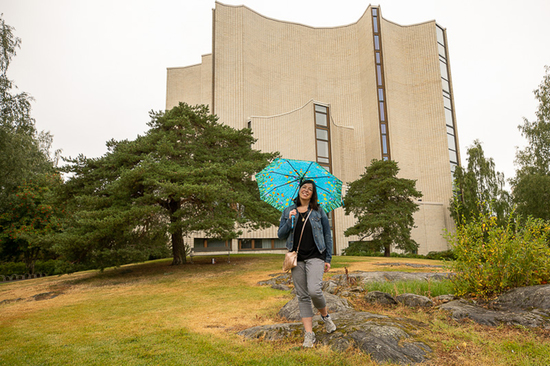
256, 158, 343, 213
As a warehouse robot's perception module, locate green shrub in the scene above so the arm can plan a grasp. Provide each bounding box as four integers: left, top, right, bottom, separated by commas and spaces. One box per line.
342, 241, 383, 256
52, 260, 91, 275
343, 241, 423, 257
34, 259, 57, 275
0, 262, 26, 276
0, 260, 72, 276
389, 252, 425, 259
425, 250, 456, 261
445, 212, 550, 298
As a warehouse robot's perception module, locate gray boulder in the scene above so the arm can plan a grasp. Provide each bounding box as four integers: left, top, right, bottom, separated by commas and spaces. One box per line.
439, 284, 550, 329
365, 291, 398, 305
239, 310, 432, 365
496, 284, 550, 313
396, 293, 434, 308
238, 322, 303, 341
278, 292, 351, 321
439, 299, 550, 328
271, 284, 292, 291
322, 280, 339, 294
433, 294, 457, 303
257, 274, 291, 287
333, 271, 453, 285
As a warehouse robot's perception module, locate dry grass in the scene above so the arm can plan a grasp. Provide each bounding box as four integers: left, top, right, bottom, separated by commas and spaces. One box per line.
1, 254, 549, 366
331, 256, 449, 273
348, 295, 550, 366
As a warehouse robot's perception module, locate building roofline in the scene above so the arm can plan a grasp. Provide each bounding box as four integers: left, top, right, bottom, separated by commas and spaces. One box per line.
381, 15, 437, 28
215, 1, 371, 30
215, 2, 438, 30
166, 64, 201, 71
166, 54, 212, 70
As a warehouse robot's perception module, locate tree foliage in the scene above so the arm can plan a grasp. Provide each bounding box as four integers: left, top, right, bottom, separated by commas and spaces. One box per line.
343, 159, 423, 256
0, 15, 60, 271
0, 173, 63, 273
450, 140, 511, 226
511, 66, 550, 220
57, 103, 280, 268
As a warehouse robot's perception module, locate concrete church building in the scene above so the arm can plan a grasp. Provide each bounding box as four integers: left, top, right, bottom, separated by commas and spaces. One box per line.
166, 2, 460, 256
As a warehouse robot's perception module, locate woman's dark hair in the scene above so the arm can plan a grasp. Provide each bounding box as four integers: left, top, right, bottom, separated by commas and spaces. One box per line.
293, 179, 320, 211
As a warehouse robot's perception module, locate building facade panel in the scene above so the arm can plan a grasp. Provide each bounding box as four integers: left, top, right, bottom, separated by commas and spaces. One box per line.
166, 64, 203, 110
166, 3, 459, 255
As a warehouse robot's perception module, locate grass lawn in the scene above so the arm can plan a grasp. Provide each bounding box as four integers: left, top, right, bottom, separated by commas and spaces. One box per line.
1, 254, 549, 365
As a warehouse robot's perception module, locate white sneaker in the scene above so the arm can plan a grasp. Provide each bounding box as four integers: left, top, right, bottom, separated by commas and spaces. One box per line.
302, 331, 316, 348
322, 314, 337, 334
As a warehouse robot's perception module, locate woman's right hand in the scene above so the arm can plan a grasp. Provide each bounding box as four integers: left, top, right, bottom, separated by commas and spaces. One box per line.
289, 209, 297, 220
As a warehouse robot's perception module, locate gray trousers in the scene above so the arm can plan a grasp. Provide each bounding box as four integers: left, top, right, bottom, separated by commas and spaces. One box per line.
291, 258, 326, 318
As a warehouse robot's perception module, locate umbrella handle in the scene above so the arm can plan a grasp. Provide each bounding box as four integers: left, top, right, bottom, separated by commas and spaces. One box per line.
291, 215, 295, 229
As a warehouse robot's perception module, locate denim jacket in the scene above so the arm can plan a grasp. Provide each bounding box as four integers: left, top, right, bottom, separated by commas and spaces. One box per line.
277, 204, 333, 263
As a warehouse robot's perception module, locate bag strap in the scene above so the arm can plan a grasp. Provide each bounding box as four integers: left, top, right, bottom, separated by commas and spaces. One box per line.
295, 209, 312, 252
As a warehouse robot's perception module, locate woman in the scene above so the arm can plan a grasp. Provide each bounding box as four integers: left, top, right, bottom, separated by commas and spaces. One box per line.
277, 179, 336, 348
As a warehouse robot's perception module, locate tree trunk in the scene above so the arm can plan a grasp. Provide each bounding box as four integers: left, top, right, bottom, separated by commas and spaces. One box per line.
169, 199, 186, 265
171, 227, 186, 265
24, 248, 37, 274
384, 244, 391, 257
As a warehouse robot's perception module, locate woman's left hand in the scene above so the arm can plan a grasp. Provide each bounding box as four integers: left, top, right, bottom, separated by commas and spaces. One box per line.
324, 262, 331, 273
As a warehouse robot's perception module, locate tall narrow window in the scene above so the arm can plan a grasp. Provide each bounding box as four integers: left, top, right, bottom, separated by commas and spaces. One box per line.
372, 7, 390, 160
437, 24, 458, 173
314, 103, 335, 250
314, 104, 331, 167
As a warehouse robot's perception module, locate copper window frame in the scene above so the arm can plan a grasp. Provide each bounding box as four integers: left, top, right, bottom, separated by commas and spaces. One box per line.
194, 238, 231, 250
372, 7, 390, 161
238, 238, 286, 250
314, 104, 332, 170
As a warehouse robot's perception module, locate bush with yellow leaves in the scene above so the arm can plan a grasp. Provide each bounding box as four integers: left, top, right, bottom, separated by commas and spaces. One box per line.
445, 211, 550, 298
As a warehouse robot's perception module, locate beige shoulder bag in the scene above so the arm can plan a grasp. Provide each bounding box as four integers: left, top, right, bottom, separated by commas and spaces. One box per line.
282, 210, 312, 272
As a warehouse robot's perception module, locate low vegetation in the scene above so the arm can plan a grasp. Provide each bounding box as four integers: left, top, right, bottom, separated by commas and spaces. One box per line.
446, 211, 550, 298
364, 279, 454, 298
1, 255, 549, 366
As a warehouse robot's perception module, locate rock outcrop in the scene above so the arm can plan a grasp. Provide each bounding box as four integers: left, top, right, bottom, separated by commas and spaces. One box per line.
364, 291, 398, 305
278, 292, 352, 321
396, 293, 434, 308
331, 270, 453, 284
247, 271, 550, 364
496, 284, 550, 312
439, 284, 550, 329
243, 275, 435, 365
239, 310, 432, 365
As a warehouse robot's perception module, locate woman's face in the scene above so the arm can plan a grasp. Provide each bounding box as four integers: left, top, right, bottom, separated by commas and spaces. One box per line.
299, 183, 314, 201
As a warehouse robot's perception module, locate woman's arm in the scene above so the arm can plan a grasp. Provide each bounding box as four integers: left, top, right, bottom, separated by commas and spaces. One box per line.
277, 207, 292, 240
320, 209, 333, 264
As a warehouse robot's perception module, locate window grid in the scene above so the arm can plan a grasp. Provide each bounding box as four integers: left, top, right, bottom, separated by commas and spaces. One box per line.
314, 104, 332, 170
194, 239, 231, 249
372, 7, 390, 161
238, 238, 286, 250
437, 24, 459, 173
314, 103, 336, 251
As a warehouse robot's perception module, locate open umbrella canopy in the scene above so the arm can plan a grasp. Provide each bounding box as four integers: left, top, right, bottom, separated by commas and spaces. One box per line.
256, 158, 343, 213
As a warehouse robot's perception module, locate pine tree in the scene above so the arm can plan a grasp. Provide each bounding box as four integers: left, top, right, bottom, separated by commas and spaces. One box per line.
343, 159, 422, 256
57, 103, 279, 267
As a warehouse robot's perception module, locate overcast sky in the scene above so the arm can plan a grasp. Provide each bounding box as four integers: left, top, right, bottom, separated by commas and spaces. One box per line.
2, 0, 549, 185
